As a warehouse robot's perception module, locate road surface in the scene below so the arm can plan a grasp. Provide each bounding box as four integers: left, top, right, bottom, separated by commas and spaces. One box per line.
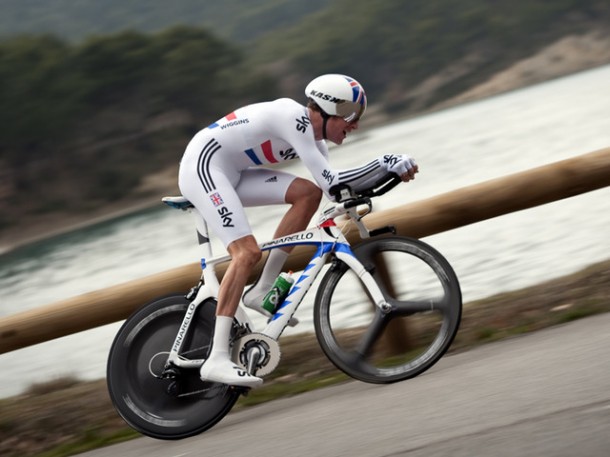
80, 313, 610, 457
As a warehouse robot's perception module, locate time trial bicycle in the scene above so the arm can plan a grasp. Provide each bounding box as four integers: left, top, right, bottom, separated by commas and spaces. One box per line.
106, 173, 462, 439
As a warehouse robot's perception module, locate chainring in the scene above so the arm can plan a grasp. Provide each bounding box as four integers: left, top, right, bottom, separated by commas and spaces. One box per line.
231, 333, 281, 377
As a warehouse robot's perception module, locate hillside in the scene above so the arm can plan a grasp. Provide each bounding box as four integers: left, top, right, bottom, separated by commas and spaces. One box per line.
1, 0, 610, 252
2, 30, 609, 255
0, 0, 332, 43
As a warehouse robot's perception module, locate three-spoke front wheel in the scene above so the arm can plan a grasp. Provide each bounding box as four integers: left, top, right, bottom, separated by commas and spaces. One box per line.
314, 236, 462, 384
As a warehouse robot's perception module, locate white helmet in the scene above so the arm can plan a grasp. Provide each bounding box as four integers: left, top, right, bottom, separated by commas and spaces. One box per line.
305, 74, 367, 123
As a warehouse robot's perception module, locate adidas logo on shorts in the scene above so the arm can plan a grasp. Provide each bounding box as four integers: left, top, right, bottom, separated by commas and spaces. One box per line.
265, 176, 278, 183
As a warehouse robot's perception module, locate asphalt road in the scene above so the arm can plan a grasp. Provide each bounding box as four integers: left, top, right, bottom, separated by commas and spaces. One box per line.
80, 313, 610, 457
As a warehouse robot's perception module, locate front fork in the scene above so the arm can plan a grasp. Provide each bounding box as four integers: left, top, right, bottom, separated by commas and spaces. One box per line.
334, 248, 392, 313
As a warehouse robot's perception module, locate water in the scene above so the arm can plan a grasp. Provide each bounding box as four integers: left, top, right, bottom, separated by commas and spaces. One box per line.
1, 65, 609, 398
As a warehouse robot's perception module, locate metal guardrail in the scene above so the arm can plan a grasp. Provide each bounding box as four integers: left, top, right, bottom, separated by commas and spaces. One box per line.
1, 147, 609, 354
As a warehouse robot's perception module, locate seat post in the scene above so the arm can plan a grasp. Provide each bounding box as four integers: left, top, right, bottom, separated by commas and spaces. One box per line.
191, 209, 223, 289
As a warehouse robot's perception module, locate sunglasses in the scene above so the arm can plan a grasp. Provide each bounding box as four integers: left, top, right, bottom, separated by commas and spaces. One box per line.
336, 100, 366, 123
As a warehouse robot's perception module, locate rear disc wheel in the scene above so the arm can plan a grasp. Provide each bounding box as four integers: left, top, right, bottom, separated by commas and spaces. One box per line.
107, 294, 240, 439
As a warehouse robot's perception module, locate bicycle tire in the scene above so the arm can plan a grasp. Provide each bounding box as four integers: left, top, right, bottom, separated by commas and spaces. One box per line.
106, 294, 239, 439
314, 236, 462, 384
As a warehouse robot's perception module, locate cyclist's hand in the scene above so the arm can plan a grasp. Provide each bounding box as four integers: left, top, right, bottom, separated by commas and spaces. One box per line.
382, 154, 419, 182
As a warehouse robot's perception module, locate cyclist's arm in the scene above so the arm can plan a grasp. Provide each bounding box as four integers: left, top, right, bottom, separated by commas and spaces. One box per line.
297, 142, 412, 200
270, 101, 414, 199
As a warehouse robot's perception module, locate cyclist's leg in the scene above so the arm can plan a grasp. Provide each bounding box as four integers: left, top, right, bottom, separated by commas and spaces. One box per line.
238, 169, 322, 313
179, 150, 263, 387
277, 176, 323, 238
238, 168, 322, 237
200, 238, 264, 386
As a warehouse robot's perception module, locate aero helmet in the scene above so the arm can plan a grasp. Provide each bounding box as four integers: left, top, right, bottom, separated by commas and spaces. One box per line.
305, 74, 367, 123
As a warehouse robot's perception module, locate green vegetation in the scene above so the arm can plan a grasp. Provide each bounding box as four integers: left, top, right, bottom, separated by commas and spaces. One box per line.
252, 0, 609, 104
0, 27, 277, 219
1, 0, 609, 235
0, 0, 333, 43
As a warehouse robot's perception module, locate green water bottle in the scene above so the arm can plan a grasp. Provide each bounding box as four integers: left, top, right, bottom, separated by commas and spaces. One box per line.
261, 272, 294, 314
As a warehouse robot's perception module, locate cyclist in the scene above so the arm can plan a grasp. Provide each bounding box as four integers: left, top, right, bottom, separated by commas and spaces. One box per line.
178, 74, 418, 387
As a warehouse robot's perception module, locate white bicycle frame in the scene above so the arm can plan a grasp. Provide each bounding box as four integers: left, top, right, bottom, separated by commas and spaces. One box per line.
164, 200, 390, 370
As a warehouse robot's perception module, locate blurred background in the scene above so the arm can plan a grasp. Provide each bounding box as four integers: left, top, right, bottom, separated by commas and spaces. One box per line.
1, 0, 610, 398
1, 0, 610, 245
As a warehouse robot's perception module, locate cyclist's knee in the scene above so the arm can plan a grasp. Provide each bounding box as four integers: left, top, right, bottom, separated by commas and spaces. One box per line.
287, 178, 322, 209
228, 237, 262, 268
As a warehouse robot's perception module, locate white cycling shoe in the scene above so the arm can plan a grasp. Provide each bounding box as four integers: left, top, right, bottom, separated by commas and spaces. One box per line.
242, 287, 299, 327
200, 354, 263, 388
